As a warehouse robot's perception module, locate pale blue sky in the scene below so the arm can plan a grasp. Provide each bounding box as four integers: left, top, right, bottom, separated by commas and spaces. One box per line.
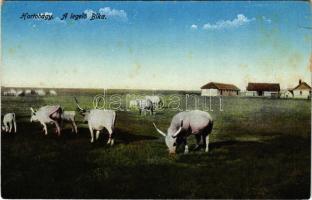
2, 1, 311, 90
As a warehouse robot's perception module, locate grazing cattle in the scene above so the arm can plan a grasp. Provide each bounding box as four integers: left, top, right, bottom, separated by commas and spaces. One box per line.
153, 110, 213, 154
75, 97, 116, 145
16, 90, 25, 96
49, 90, 57, 96
25, 89, 32, 96
137, 99, 154, 115
4, 89, 17, 96
61, 111, 78, 133
145, 95, 163, 109
35, 89, 46, 96
30, 105, 63, 135
2, 113, 17, 133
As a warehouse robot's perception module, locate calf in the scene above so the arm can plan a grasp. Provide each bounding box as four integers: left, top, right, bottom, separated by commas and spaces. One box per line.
30, 105, 63, 135
2, 113, 17, 133
61, 111, 78, 133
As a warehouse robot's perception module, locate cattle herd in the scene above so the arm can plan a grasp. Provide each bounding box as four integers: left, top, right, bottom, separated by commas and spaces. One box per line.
1, 95, 214, 154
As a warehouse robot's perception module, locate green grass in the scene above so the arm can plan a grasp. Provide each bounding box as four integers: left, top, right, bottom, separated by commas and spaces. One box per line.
1, 90, 310, 198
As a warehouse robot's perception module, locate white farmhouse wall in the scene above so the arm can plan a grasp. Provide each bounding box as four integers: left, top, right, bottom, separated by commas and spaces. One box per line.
201, 89, 219, 96
293, 90, 310, 99
245, 91, 257, 96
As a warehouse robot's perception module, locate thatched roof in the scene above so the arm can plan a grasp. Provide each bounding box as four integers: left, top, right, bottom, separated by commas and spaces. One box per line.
246, 83, 280, 92
201, 82, 240, 91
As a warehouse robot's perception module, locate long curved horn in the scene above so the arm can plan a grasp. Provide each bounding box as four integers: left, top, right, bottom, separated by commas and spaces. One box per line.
153, 123, 166, 137
172, 120, 183, 138
30, 107, 35, 113
74, 97, 84, 111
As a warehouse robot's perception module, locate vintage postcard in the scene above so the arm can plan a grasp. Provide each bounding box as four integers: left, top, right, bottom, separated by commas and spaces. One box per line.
1, 1, 311, 199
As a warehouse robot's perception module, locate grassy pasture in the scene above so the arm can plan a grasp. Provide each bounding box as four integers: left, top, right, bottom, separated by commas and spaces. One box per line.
1, 89, 311, 198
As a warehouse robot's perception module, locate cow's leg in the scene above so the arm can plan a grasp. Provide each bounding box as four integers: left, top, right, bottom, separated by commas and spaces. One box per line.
203, 134, 210, 153
184, 139, 189, 154
96, 130, 100, 140
41, 122, 48, 135
13, 120, 17, 133
194, 134, 201, 150
4, 123, 9, 132
8, 121, 12, 133
72, 121, 78, 134
88, 124, 94, 143
3, 123, 8, 132
54, 121, 61, 136
107, 127, 114, 146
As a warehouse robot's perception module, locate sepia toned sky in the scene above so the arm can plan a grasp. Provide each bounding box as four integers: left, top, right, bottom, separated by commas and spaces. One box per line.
2, 1, 311, 90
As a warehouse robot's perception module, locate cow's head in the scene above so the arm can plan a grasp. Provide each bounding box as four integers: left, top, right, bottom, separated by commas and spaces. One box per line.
153, 120, 183, 154
74, 97, 89, 121
30, 107, 38, 122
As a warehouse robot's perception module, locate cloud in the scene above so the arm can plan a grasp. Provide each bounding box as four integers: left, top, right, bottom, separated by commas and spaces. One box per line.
84, 9, 96, 19
203, 14, 255, 30
190, 24, 198, 30
99, 7, 127, 20
83, 7, 127, 21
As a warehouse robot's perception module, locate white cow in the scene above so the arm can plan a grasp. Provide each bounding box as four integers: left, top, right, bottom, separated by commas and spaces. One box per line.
2, 113, 17, 133
61, 111, 78, 133
145, 95, 163, 109
153, 110, 213, 154
16, 90, 24, 96
35, 89, 46, 96
75, 98, 116, 145
25, 89, 32, 96
49, 90, 57, 96
5, 89, 17, 96
30, 105, 63, 135
137, 99, 154, 115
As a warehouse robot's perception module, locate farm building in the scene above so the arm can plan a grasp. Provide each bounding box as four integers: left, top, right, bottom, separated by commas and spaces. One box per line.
246, 83, 280, 97
280, 89, 293, 99
201, 82, 240, 96
291, 79, 311, 99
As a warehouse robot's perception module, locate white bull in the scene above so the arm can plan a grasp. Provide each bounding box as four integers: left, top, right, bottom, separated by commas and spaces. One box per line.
137, 99, 154, 115
153, 110, 213, 154
75, 97, 116, 145
2, 113, 17, 133
61, 111, 78, 133
145, 95, 163, 109
30, 105, 63, 135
